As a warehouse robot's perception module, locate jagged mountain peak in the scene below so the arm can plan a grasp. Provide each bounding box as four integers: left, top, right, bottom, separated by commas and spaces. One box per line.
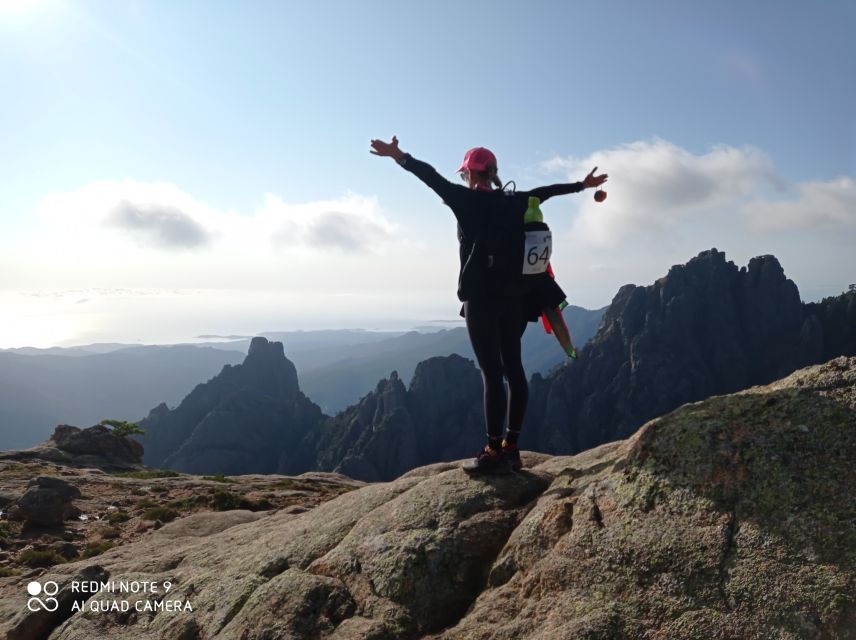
523, 250, 855, 455
247, 335, 285, 360
136, 336, 318, 473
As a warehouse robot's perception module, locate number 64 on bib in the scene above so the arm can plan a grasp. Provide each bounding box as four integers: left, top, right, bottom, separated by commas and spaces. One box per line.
522, 230, 552, 275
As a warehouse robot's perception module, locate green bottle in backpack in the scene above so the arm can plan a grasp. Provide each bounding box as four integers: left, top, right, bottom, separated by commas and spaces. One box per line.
523, 196, 543, 224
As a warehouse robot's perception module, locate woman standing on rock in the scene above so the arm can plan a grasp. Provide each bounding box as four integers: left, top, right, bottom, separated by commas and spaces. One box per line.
370, 136, 606, 474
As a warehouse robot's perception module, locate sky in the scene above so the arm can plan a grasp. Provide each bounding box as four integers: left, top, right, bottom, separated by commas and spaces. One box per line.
1, 0, 854, 348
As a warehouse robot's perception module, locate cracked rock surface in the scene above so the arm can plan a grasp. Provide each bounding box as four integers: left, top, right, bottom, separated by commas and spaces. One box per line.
1, 357, 854, 639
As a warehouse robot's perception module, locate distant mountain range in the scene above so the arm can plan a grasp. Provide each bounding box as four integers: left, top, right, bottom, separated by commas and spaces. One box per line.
0, 307, 604, 450
0, 346, 244, 451
296, 306, 603, 414
135, 250, 856, 481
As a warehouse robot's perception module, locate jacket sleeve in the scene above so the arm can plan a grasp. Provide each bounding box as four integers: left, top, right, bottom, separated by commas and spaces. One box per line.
399, 153, 480, 231
524, 182, 585, 203
399, 154, 470, 209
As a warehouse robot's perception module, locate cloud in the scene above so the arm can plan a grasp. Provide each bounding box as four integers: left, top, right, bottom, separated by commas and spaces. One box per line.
107, 200, 211, 249
307, 211, 392, 252
542, 139, 779, 246
38, 180, 222, 252
743, 176, 856, 231
263, 193, 396, 254
536, 140, 856, 313
37, 180, 398, 255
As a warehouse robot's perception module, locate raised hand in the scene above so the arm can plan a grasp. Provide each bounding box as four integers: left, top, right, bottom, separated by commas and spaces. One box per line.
583, 167, 608, 189
370, 136, 402, 159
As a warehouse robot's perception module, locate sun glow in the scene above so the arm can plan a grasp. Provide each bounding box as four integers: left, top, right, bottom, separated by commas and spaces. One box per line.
0, 0, 47, 17
0, 293, 87, 348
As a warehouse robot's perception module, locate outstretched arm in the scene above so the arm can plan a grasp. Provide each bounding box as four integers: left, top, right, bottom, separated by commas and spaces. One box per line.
527, 167, 609, 202
370, 136, 467, 207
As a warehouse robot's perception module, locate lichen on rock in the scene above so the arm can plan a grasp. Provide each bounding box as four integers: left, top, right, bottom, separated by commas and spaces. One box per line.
1, 357, 853, 639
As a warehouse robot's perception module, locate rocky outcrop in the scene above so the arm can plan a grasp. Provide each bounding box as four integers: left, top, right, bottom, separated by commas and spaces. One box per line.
0, 457, 363, 607
0, 424, 145, 472
1, 357, 853, 639
10, 476, 81, 527
52, 425, 143, 463
289, 354, 486, 481
523, 249, 856, 454
803, 287, 856, 362
137, 337, 324, 474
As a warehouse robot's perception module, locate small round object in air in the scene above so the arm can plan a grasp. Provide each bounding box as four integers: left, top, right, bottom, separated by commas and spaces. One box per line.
594, 189, 607, 202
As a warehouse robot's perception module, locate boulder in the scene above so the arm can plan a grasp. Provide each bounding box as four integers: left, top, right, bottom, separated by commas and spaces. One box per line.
51, 424, 143, 463
49, 540, 79, 560
0, 424, 146, 472
13, 476, 81, 527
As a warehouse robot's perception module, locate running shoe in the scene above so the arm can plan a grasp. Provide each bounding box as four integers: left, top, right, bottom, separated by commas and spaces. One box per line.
462, 446, 512, 475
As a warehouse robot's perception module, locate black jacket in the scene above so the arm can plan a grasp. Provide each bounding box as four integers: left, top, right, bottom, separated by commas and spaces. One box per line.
400, 154, 584, 318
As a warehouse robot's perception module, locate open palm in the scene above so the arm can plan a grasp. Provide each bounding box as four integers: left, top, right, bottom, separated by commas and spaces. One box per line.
584, 166, 608, 188
370, 136, 401, 157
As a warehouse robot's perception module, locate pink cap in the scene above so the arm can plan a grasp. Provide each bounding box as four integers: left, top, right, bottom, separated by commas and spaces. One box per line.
457, 147, 497, 172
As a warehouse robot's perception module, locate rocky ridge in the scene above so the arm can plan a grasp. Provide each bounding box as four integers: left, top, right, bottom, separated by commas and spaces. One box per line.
0, 432, 362, 610
1, 356, 853, 639
288, 354, 487, 482
130, 251, 856, 482
523, 249, 856, 454
0, 424, 145, 473
137, 337, 325, 474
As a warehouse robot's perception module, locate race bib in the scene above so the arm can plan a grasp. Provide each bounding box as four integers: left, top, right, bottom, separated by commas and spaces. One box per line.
522, 230, 552, 274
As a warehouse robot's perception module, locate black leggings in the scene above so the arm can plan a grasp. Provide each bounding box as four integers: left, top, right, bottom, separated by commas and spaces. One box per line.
464, 298, 529, 441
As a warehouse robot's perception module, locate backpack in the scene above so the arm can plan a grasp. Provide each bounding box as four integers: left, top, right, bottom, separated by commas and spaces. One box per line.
481, 195, 552, 296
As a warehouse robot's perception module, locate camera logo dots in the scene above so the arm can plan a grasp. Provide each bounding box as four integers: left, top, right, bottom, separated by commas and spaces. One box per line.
26, 580, 59, 612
